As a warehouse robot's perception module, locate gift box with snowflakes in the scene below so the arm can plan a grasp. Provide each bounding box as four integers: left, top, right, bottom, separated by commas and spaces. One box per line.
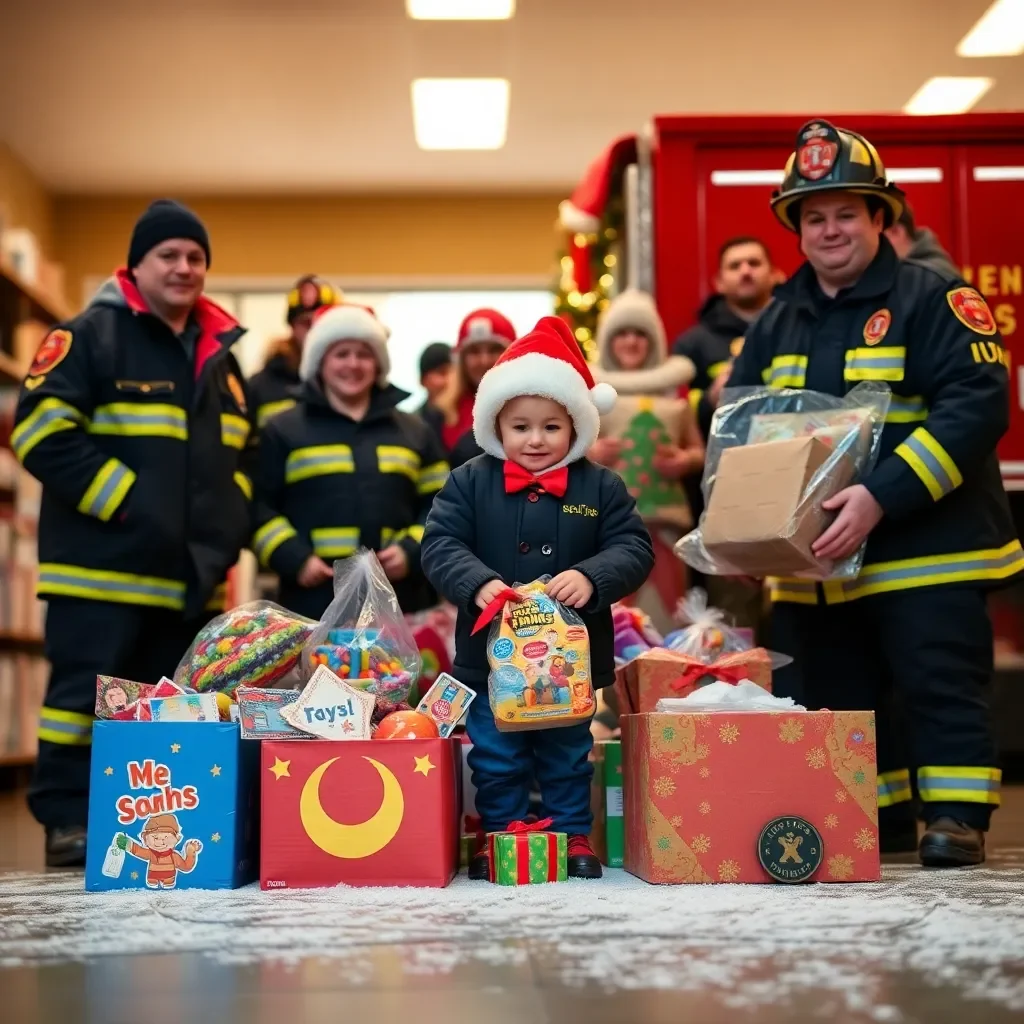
622, 710, 879, 884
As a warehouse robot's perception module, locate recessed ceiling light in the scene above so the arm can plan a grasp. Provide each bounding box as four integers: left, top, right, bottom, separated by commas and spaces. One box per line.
903, 76, 994, 115
957, 0, 1024, 57
411, 79, 510, 150
407, 0, 515, 18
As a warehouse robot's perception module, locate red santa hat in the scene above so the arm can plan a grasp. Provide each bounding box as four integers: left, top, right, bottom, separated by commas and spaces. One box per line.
473, 316, 617, 467
558, 134, 638, 235
300, 303, 391, 385
456, 308, 516, 353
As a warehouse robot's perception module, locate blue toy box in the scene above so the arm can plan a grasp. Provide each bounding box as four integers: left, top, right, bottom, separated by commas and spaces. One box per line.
85, 721, 259, 891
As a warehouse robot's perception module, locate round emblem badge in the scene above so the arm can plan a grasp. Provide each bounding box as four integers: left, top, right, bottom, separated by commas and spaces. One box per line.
947, 286, 997, 336
757, 816, 824, 884
863, 309, 891, 346
29, 329, 74, 376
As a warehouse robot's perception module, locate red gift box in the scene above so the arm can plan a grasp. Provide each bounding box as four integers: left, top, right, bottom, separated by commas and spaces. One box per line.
260, 738, 461, 889
623, 710, 879, 884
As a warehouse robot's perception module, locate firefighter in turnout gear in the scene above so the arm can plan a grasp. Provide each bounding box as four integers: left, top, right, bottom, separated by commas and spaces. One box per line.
248, 275, 341, 429
729, 120, 1019, 866
13, 200, 256, 867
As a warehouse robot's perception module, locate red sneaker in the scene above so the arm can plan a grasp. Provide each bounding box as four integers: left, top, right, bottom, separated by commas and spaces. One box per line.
567, 834, 603, 879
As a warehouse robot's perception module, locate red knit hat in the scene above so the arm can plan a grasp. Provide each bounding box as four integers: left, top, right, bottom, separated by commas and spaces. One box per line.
473, 315, 617, 466
456, 308, 516, 352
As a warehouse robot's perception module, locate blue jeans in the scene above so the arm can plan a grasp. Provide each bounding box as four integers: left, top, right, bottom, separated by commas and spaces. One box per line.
466, 694, 594, 835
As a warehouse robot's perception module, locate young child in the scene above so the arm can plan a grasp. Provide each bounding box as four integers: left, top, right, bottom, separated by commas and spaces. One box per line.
421, 316, 655, 879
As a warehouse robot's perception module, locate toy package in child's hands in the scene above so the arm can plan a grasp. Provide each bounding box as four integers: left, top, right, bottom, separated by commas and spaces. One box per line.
474, 577, 595, 732
301, 550, 421, 706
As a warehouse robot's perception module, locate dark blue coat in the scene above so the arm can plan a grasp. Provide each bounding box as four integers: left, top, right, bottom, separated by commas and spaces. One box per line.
421, 455, 655, 690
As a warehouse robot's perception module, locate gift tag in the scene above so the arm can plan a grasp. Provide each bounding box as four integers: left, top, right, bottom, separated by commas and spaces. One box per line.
236, 687, 311, 740
415, 672, 475, 739
280, 666, 375, 740
142, 693, 221, 722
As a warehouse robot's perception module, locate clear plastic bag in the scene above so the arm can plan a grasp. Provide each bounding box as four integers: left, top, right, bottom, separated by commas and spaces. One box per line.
676, 382, 891, 580
174, 601, 315, 696
485, 577, 596, 732
301, 549, 421, 705
663, 588, 751, 662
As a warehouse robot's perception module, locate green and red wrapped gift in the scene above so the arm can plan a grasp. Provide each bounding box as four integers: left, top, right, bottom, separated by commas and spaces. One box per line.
486, 818, 567, 885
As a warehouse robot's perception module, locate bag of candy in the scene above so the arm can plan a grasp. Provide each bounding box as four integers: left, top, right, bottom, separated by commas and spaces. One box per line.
300, 549, 421, 706
662, 588, 750, 662
174, 601, 316, 696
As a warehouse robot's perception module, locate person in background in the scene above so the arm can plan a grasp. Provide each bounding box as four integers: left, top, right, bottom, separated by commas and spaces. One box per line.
590, 289, 702, 634
423, 308, 515, 456
416, 342, 453, 417
248, 275, 341, 429
885, 203, 959, 278
13, 200, 254, 867
253, 304, 448, 621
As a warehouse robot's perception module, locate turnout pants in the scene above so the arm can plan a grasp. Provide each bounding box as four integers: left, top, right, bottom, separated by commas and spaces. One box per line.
771, 586, 1000, 831
28, 598, 207, 829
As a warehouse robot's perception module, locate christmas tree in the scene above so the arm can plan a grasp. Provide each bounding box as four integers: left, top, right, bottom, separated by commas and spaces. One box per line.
615, 398, 685, 519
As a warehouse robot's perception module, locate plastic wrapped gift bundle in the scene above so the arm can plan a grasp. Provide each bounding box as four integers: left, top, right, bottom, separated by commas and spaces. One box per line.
676, 383, 891, 580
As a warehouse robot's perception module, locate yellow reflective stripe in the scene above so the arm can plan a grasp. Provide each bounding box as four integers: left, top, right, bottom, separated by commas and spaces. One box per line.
918, 766, 1001, 805
221, 413, 251, 450
257, 399, 297, 428
762, 355, 808, 389
253, 516, 298, 566
824, 540, 1024, 602
11, 398, 86, 462
877, 768, 913, 807
708, 361, 730, 379
377, 445, 420, 481
37, 563, 186, 610
380, 528, 407, 546
406, 524, 425, 544
311, 526, 359, 559
896, 427, 963, 501
688, 388, 703, 413
844, 346, 906, 381
417, 460, 449, 495
885, 394, 928, 423
78, 459, 136, 521
89, 403, 188, 440
285, 445, 355, 483
234, 471, 253, 501
205, 582, 228, 612
39, 705, 93, 746
767, 576, 818, 605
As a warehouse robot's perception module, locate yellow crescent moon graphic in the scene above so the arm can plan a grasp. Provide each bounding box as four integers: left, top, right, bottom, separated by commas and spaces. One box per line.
299, 756, 404, 859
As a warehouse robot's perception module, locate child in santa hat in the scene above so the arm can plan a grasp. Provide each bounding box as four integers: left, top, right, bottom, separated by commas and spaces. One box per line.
421, 316, 654, 879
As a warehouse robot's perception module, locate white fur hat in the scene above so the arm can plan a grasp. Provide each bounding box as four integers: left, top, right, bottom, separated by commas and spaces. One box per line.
299, 304, 391, 384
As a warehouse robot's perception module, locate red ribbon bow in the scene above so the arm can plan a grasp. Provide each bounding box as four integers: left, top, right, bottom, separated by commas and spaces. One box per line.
470, 586, 522, 636
505, 817, 554, 833
670, 662, 750, 692
503, 461, 569, 498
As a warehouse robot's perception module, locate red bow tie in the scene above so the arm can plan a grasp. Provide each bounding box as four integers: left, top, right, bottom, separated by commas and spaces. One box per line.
503, 461, 568, 498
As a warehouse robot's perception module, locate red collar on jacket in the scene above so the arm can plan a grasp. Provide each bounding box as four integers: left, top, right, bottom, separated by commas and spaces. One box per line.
115, 268, 240, 379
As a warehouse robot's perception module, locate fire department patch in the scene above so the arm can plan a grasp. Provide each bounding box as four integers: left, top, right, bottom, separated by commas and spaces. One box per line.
226, 373, 247, 413
730, 336, 745, 358
796, 122, 839, 182
29, 329, 73, 376
947, 287, 997, 336
862, 309, 891, 346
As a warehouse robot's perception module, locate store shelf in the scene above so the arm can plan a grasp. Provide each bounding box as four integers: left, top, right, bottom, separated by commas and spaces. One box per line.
0, 350, 24, 384
0, 259, 70, 326
0, 752, 34, 767
0, 632, 44, 654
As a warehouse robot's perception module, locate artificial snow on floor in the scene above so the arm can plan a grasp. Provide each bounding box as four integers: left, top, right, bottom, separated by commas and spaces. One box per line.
2, 859, 1024, 1018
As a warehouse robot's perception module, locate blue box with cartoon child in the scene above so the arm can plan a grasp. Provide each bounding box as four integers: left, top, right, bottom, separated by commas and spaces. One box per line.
85, 721, 260, 891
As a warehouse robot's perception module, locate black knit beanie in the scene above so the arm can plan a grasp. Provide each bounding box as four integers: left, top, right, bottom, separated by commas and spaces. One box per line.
419, 341, 453, 378
127, 199, 211, 269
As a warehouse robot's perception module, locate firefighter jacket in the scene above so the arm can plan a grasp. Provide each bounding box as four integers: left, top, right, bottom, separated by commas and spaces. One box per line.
252, 381, 449, 618
729, 238, 1023, 605
12, 271, 255, 617
248, 337, 301, 428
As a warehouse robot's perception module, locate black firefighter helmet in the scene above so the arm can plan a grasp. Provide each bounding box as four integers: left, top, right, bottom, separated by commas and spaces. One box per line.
771, 119, 905, 232
287, 275, 341, 324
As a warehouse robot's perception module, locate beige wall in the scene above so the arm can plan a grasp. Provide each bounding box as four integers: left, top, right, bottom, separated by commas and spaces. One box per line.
0, 143, 54, 258
54, 193, 563, 305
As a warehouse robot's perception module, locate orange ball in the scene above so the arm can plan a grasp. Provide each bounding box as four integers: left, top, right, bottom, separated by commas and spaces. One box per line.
374, 710, 439, 740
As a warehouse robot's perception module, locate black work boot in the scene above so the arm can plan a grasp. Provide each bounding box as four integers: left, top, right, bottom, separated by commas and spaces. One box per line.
45, 825, 87, 868
469, 848, 492, 881
919, 817, 985, 867
567, 834, 603, 879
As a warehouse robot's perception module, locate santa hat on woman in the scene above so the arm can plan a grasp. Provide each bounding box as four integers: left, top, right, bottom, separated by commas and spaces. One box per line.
456, 308, 516, 353
299, 303, 391, 385
473, 316, 617, 468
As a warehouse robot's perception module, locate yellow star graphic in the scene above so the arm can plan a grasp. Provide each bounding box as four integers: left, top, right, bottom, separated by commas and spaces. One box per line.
170, 743, 181, 754
210, 765, 221, 777
210, 832, 221, 843
268, 757, 291, 780
130, 871, 138, 881
104, 767, 114, 776
413, 755, 435, 777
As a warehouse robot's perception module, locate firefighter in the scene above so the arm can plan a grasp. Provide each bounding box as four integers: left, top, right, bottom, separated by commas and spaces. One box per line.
248, 275, 341, 429
729, 120, 1018, 866
13, 200, 255, 866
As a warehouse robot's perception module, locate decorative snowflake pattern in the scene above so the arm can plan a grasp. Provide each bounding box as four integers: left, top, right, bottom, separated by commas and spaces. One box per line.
669, 815, 684, 828
806, 747, 827, 770
718, 859, 740, 882
654, 776, 676, 798
853, 769, 866, 785
699, 766, 711, 779
719, 723, 740, 745
696, 743, 710, 759
834, 789, 848, 804
657, 836, 672, 851
824, 814, 840, 829
691, 834, 712, 854
661, 726, 676, 742
699, 801, 712, 815
828, 854, 855, 880
854, 828, 877, 851
779, 718, 805, 744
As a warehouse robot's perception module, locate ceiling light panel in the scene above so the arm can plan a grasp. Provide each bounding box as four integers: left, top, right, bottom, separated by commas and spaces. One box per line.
412, 78, 510, 150
903, 77, 994, 114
